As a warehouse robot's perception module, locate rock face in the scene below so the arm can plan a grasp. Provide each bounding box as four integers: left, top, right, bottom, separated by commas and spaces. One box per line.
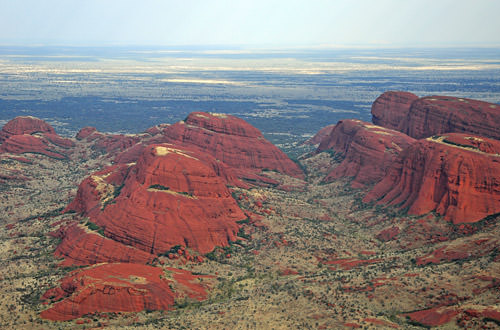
372, 92, 500, 140
0, 134, 69, 159
303, 124, 336, 145
40, 263, 211, 321
371, 91, 419, 131
0, 116, 55, 142
65, 164, 131, 215
364, 133, 500, 223
0, 116, 74, 159
316, 120, 415, 187
402, 96, 500, 140
66, 144, 246, 256
75, 126, 141, 156
75, 126, 97, 140
53, 223, 155, 266
156, 112, 304, 180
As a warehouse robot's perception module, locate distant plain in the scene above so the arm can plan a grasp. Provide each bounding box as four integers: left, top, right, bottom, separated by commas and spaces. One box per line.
1, 46, 499, 155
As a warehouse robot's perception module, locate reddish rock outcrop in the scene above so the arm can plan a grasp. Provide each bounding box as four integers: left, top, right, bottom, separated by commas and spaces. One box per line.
114, 142, 247, 188
40, 263, 211, 321
44, 133, 75, 149
303, 124, 335, 145
53, 223, 155, 266
155, 112, 304, 180
0, 116, 55, 142
402, 96, 500, 140
0, 116, 74, 159
364, 133, 500, 223
316, 120, 415, 187
405, 305, 500, 327
75, 126, 142, 158
416, 235, 499, 265
75, 126, 97, 140
0, 134, 72, 159
67, 144, 246, 255
65, 164, 131, 215
372, 93, 500, 140
405, 306, 460, 327
1, 134, 63, 159
371, 91, 418, 131
93, 134, 141, 154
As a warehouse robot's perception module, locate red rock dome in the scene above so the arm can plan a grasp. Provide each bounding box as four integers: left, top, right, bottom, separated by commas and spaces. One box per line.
364, 133, 500, 223
371, 91, 418, 131
316, 119, 415, 187
66, 144, 246, 256
0, 116, 55, 142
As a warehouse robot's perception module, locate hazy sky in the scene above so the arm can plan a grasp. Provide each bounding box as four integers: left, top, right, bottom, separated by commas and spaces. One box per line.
1, 0, 500, 47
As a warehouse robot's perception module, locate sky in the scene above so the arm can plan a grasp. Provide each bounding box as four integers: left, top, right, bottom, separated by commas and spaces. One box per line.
1, 0, 500, 47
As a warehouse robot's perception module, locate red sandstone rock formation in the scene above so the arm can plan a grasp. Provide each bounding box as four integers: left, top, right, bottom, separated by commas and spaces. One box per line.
405, 305, 500, 327
415, 235, 498, 265
303, 124, 335, 145
154, 112, 304, 180
402, 96, 500, 140
0, 116, 74, 159
0, 116, 55, 142
114, 142, 247, 188
364, 133, 500, 223
66, 144, 246, 255
316, 120, 415, 187
65, 164, 131, 215
75, 126, 97, 140
405, 306, 460, 327
40, 263, 211, 321
371, 91, 418, 131
53, 223, 155, 266
0, 134, 68, 159
44, 133, 75, 149
75, 126, 141, 156
372, 92, 500, 140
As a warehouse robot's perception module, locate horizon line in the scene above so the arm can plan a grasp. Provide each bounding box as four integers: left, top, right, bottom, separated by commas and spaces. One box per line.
1, 42, 500, 50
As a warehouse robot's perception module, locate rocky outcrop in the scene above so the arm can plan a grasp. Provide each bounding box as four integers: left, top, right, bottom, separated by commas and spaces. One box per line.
0, 134, 69, 159
40, 263, 211, 321
155, 112, 304, 180
371, 91, 418, 131
114, 142, 247, 188
0, 116, 55, 142
65, 164, 131, 215
405, 306, 460, 327
75, 126, 141, 156
415, 235, 498, 265
372, 93, 500, 140
316, 120, 416, 187
0, 117, 74, 159
66, 144, 246, 255
303, 124, 335, 145
402, 96, 500, 140
364, 133, 500, 223
53, 223, 155, 266
404, 305, 500, 327
75, 126, 97, 140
